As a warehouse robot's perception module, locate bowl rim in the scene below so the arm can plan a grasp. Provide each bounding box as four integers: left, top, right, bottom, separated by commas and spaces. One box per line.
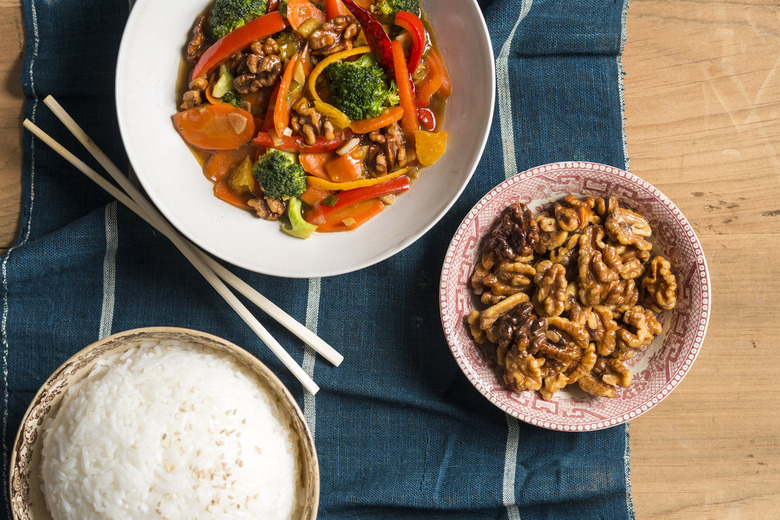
439, 161, 712, 431
8, 326, 319, 520
114, 0, 496, 278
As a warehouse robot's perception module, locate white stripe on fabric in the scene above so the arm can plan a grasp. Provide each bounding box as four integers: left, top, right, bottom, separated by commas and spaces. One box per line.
503, 414, 522, 520
302, 278, 321, 438
617, 0, 630, 173
497, 0, 534, 181
99, 202, 119, 338
618, 3, 636, 516
3, 1, 41, 515
497, 3, 533, 519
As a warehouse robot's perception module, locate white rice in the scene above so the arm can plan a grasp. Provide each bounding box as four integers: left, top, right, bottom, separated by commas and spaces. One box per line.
40, 340, 300, 520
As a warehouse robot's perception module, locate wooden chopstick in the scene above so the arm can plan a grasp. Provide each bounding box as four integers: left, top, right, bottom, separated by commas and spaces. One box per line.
41, 95, 341, 367
23, 99, 337, 394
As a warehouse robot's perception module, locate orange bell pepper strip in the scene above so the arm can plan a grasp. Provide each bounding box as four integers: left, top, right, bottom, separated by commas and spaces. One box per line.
286, 0, 326, 31
274, 52, 300, 136
326, 0, 352, 19
173, 104, 256, 151
349, 106, 404, 134
191, 12, 286, 81
307, 166, 410, 191
415, 55, 443, 107
316, 198, 384, 232
391, 40, 420, 139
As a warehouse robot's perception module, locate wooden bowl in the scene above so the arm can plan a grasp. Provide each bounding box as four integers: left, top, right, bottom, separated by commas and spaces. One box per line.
9, 327, 319, 520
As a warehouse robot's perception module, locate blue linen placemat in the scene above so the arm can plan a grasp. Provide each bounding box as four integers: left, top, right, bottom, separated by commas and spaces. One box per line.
3, 0, 635, 518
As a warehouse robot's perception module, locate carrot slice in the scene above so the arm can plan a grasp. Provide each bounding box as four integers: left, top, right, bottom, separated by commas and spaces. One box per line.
214, 180, 253, 211
316, 198, 384, 232
349, 106, 404, 134
299, 152, 333, 179
173, 104, 256, 151
326, 0, 351, 18
430, 48, 451, 98
286, 0, 326, 31
324, 149, 364, 182
274, 53, 300, 136
204, 146, 255, 182
299, 184, 332, 207
391, 40, 419, 140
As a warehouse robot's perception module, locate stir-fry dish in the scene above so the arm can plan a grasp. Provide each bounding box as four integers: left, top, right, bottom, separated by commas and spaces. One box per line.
174, 0, 450, 238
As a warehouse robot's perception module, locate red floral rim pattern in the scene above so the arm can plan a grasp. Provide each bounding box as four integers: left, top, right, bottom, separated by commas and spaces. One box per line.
439, 162, 711, 431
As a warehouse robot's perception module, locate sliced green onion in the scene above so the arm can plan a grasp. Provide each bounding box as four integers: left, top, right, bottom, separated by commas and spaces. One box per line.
322, 195, 339, 207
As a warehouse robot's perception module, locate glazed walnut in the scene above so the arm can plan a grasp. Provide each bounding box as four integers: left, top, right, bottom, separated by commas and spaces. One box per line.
308, 16, 359, 56
233, 38, 282, 94
485, 203, 539, 261
535, 212, 569, 254
186, 16, 207, 63
554, 194, 602, 232
466, 194, 677, 400
248, 196, 285, 221
533, 260, 567, 317
604, 196, 653, 251
367, 122, 407, 176
642, 256, 678, 312
290, 97, 336, 145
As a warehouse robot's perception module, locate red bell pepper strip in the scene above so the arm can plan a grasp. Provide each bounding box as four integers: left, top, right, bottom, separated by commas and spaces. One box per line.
340, 0, 395, 78
191, 12, 287, 81
305, 175, 411, 225
253, 131, 354, 153
268, 0, 279, 11
394, 11, 426, 75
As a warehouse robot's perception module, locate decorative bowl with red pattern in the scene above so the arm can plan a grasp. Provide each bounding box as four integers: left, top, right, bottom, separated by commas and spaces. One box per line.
439, 162, 710, 431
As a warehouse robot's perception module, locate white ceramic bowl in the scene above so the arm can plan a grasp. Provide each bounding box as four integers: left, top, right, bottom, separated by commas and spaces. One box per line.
439, 162, 711, 431
9, 327, 319, 520
116, 0, 494, 277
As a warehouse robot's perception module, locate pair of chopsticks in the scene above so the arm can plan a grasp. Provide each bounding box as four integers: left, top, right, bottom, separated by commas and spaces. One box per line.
23, 95, 343, 395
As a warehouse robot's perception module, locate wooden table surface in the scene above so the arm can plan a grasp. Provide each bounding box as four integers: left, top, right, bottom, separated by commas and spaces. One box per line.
1, 1, 778, 518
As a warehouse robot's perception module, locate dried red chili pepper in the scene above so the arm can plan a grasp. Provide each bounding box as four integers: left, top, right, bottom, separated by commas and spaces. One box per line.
340, 0, 395, 78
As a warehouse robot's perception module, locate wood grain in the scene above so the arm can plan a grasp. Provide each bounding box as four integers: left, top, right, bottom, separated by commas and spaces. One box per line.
0, 0, 778, 518
0, 0, 23, 249
623, 1, 780, 518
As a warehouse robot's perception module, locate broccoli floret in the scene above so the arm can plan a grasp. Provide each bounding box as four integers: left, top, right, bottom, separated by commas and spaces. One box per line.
252, 150, 307, 200
210, 0, 269, 40
221, 91, 243, 108
324, 54, 400, 121
371, 0, 420, 23
282, 197, 318, 239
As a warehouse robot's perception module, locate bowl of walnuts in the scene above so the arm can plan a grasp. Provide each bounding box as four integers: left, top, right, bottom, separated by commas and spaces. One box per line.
439, 162, 711, 431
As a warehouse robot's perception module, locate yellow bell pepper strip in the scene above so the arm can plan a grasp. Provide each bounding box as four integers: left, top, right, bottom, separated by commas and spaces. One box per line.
191, 11, 287, 81
391, 40, 420, 139
306, 166, 411, 191
307, 46, 373, 128
305, 174, 411, 225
